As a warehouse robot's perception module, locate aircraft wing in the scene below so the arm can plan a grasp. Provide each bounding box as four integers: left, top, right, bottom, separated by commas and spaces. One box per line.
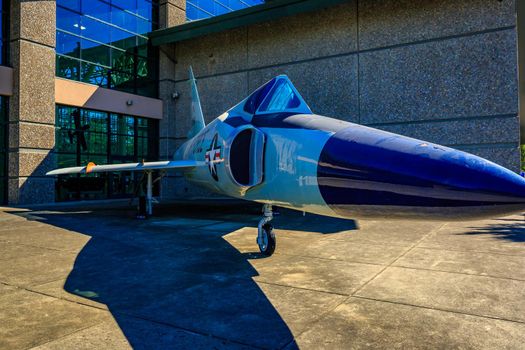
46, 160, 203, 176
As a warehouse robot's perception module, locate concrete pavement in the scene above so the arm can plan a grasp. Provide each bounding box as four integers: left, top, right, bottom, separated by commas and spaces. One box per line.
0, 202, 524, 349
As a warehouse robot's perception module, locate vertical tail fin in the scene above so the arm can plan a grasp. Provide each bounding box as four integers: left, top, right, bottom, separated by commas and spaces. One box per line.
187, 66, 206, 138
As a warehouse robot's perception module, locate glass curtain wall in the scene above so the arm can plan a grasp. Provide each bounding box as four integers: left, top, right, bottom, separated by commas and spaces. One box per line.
186, 0, 264, 21
55, 105, 159, 201
56, 0, 159, 97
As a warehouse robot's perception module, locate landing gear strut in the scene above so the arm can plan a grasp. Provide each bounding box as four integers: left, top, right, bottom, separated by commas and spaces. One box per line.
136, 171, 153, 219
257, 204, 276, 256
136, 170, 161, 219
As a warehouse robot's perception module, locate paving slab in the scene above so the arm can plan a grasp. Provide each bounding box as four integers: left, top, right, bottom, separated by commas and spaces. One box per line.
1, 206, 524, 349
123, 278, 296, 349
356, 266, 525, 322
394, 247, 525, 280
324, 220, 444, 246
0, 282, 18, 297
32, 316, 255, 350
278, 237, 408, 265
289, 297, 525, 350
124, 278, 346, 348
0, 289, 108, 350
29, 279, 110, 310
419, 218, 525, 256
256, 282, 347, 335
251, 254, 383, 295
0, 249, 79, 287
0, 241, 57, 261
0, 225, 90, 252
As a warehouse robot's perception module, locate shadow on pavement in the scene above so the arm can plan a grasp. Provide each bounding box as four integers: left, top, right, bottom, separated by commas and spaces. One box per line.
8, 203, 358, 349
462, 219, 525, 243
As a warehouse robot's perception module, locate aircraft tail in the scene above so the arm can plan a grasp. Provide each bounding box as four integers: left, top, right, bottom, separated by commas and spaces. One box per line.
187, 66, 206, 138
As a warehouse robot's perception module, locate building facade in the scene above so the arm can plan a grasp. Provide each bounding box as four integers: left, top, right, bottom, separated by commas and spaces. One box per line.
0, 0, 172, 205
152, 0, 525, 199
0, 0, 524, 205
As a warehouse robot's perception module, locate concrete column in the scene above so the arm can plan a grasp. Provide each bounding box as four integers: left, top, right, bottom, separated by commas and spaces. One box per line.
158, 0, 185, 198
8, 0, 56, 205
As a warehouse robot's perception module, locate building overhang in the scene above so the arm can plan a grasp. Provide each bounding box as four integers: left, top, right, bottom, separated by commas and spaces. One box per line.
55, 78, 163, 119
0, 66, 13, 97
149, 0, 351, 46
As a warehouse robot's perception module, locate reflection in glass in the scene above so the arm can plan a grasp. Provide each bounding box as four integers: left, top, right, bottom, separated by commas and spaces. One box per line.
56, 0, 158, 97
186, 0, 264, 21
56, 31, 81, 57
82, 0, 111, 22
55, 105, 159, 201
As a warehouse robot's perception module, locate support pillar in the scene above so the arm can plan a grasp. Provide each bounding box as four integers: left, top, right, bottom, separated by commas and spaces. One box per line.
158, 0, 186, 199
8, 0, 56, 205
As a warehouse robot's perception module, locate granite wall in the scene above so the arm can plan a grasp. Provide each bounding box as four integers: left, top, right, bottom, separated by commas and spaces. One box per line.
160, 0, 520, 198
8, 0, 57, 205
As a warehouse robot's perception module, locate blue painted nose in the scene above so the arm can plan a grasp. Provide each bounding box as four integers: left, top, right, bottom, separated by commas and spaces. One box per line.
317, 124, 525, 220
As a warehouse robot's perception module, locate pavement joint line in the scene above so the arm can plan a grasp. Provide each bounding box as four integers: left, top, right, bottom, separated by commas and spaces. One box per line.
272, 251, 386, 267
349, 223, 448, 297
279, 223, 448, 350
350, 295, 525, 325
0, 278, 111, 312
410, 244, 525, 258
25, 321, 109, 350
255, 279, 350, 297
108, 309, 267, 350
314, 239, 419, 249
322, 236, 412, 247
390, 264, 525, 282
0, 240, 82, 255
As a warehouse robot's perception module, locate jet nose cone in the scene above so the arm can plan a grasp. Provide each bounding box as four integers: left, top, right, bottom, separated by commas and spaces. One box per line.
317, 124, 525, 220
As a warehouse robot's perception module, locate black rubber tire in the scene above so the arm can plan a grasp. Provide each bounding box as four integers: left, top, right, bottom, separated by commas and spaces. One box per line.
260, 223, 276, 256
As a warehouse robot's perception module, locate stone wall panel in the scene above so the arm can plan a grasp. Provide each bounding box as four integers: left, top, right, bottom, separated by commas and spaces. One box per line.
174, 28, 248, 81
359, 0, 516, 50
359, 30, 518, 124
247, 2, 357, 69
10, 0, 56, 47
248, 55, 359, 121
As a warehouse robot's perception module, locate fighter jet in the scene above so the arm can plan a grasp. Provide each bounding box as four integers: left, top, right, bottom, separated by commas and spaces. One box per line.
47, 68, 525, 255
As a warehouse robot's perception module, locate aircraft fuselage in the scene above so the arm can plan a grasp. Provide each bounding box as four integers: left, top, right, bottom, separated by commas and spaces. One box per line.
177, 112, 525, 221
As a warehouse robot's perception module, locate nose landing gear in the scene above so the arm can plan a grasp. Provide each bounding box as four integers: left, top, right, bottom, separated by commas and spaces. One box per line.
257, 204, 276, 256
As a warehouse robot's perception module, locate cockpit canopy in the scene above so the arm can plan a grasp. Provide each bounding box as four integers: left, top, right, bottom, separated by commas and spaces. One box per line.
233, 75, 313, 116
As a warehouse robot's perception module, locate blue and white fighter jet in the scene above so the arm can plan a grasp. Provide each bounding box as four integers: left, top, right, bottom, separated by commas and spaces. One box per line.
48, 68, 525, 255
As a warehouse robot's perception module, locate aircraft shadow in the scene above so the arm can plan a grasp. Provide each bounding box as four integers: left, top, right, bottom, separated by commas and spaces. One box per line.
9, 203, 357, 349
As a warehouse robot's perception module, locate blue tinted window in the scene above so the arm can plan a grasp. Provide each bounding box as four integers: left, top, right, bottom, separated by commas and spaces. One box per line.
56, 31, 81, 57
55, 105, 159, 202
186, 0, 264, 21
81, 17, 111, 44
57, 6, 82, 34
82, 0, 111, 22
112, 6, 138, 32
58, 0, 81, 12
56, 0, 158, 97
137, 0, 152, 18
112, 0, 137, 12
